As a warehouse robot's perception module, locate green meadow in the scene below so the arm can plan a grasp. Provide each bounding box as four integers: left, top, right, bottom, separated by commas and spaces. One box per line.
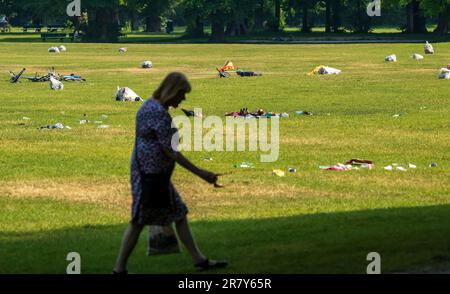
0, 38, 449, 273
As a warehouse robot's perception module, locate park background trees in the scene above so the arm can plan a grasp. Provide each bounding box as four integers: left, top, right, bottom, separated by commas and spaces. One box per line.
1, 0, 450, 42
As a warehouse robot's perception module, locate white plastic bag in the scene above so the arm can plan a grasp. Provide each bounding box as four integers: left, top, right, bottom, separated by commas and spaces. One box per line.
438, 68, 450, 79
49, 76, 64, 90
116, 86, 142, 101
58, 45, 67, 52
48, 46, 60, 53
142, 61, 153, 68
424, 41, 434, 54
412, 53, 423, 60
385, 54, 397, 62
118, 47, 127, 53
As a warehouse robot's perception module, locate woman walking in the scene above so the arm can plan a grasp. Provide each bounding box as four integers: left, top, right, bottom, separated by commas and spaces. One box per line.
113, 72, 227, 273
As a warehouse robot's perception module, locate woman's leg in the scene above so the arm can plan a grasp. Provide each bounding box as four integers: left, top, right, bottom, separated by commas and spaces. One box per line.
174, 216, 206, 264
113, 223, 145, 272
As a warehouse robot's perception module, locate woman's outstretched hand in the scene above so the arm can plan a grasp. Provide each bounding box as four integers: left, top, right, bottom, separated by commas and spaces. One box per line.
198, 169, 221, 186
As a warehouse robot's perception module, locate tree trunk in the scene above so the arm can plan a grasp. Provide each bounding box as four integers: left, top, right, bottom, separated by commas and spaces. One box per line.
254, 0, 264, 30
325, 0, 331, 33
301, 4, 310, 33
434, 5, 450, 35
146, 15, 161, 32
210, 19, 225, 42
85, 8, 119, 42
186, 15, 204, 37
131, 11, 139, 31
274, 0, 281, 31
406, 0, 427, 34
331, 0, 341, 32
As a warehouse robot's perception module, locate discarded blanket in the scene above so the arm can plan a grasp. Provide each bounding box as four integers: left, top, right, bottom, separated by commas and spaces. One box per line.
236, 70, 263, 77
307, 65, 341, 75
225, 108, 288, 118
116, 86, 143, 101
320, 159, 374, 171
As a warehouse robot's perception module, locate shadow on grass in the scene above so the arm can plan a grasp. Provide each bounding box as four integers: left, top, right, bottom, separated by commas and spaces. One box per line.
1, 204, 450, 274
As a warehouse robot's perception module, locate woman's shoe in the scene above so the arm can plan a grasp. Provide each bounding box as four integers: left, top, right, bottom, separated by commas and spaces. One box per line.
194, 258, 228, 271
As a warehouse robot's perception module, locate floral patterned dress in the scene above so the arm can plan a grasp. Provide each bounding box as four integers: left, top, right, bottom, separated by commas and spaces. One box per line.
130, 99, 188, 226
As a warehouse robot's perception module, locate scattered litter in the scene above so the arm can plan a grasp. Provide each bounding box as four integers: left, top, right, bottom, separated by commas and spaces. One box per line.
142, 61, 153, 68
79, 119, 88, 124
65, 126, 72, 130
40, 122, 65, 129
345, 159, 374, 169
319, 164, 352, 171
412, 53, 424, 60
58, 45, 67, 52
181, 109, 202, 118
295, 111, 313, 116
272, 169, 285, 177
234, 162, 253, 168
385, 54, 397, 62
119, 47, 127, 53
288, 168, 297, 173
308, 65, 341, 75
280, 112, 289, 118
22, 117, 31, 120
61, 74, 86, 82
393, 114, 400, 118
429, 163, 438, 168
225, 108, 286, 118
48, 46, 60, 53
101, 114, 108, 119
116, 86, 143, 102
203, 157, 213, 161
424, 41, 434, 54
236, 70, 263, 77
98, 124, 109, 129
438, 68, 450, 79
419, 106, 427, 110
385, 163, 416, 171
9, 68, 26, 83
49, 76, 64, 90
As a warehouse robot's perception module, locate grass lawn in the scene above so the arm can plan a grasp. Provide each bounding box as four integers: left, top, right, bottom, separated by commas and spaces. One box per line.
0, 39, 449, 274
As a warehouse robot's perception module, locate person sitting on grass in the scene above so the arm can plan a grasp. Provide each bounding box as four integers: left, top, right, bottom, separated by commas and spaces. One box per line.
113, 72, 228, 274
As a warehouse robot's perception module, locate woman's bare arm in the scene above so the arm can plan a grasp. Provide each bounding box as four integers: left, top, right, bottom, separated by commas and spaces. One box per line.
161, 146, 218, 184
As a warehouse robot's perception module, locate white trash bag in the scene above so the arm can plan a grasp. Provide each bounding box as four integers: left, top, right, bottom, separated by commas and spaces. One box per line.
385, 54, 397, 62
49, 76, 64, 90
116, 86, 143, 101
142, 61, 153, 68
58, 45, 67, 52
48, 46, 60, 53
412, 53, 424, 60
424, 41, 434, 54
438, 68, 450, 80
318, 66, 341, 75
119, 47, 127, 53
